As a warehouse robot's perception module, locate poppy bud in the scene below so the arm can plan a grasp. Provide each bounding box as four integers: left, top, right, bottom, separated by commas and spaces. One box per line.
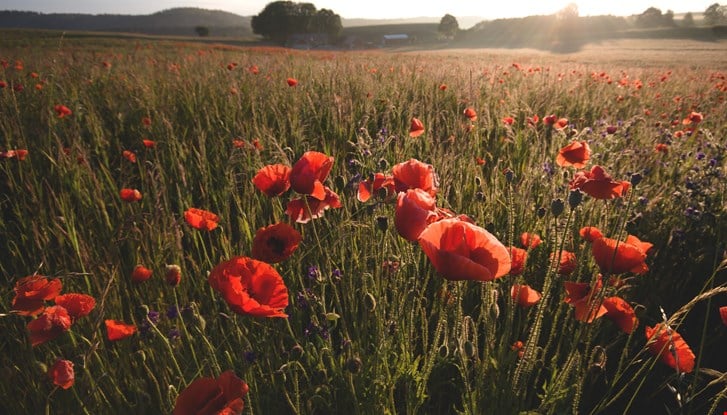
568, 189, 583, 209
364, 292, 377, 312
475, 176, 482, 187
463, 341, 476, 358
551, 198, 565, 217
165, 264, 181, 286
504, 169, 515, 183
630, 172, 643, 186
378, 158, 389, 170
290, 344, 304, 360
345, 357, 362, 374
438, 344, 449, 358
537, 206, 547, 218
476, 191, 484, 201
376, 216, 388, 231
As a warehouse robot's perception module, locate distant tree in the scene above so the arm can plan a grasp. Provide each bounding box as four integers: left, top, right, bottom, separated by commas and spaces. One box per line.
704, 3, 727, 26
194, 25, 210, 36
636, 7, 664, 28
438, 14, 459, 39
682, 12, 695, 27
554, 3, 582, 52
312, 9, 342, 38
251, 1, 341, 43
556, 2, 579, 20
663, 9, 675, 26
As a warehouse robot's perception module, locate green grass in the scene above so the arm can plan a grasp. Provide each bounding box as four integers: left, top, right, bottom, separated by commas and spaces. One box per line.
1, 31, 726, 414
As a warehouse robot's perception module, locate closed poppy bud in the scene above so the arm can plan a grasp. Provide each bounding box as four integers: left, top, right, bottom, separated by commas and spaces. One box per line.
364, 292, 377, 312
409, 117, 425, 137
551, 198, 565, 217
131, 265, 153, 283
49, 359, 74, 389
165, 264, 182, 286
346, 357, 362, 374
568, 189, 583, 209
630, 173, 643, 186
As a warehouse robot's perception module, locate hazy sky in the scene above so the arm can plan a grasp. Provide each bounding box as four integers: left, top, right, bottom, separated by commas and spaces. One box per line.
0, 0, 716, 19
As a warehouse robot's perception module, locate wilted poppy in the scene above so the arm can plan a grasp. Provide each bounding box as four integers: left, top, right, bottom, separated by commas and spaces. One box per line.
417, 218, 511, 282
173, 370, 249, 415
290, 151, 334, 200
208, 256, 289, 318
357, 173, 395, 202
511, 284, 541, 307
395, 188, 439, 241
122, 150, 137, 163
564, 275, 607, 323
552, 250, 577, 275
131, 265, 153, 284
251, 223, 302, 263
508, 247, 527, 276
520, 232, 542, 249
392, 158, 438, 196
28, 306, 72, 347
602, 296, 637, 334
285, 187, 342, 224
105, 319, 137, 341
645, 323, 695, 373
12, 275, 63, 316
54, 104, 72, 118
286, 77, 298, 87
409, 117, 425, 137
569, 165, 630, 200
165, 264, 182, 286
556, 140, 591, 169
119, 188, 142, 202
184, 208, 220, 231
49, 359, 74, 389
464, 108, 477, 121
54, 293, 95, 321
590, 233, 651, 275
252, 164, 291, 197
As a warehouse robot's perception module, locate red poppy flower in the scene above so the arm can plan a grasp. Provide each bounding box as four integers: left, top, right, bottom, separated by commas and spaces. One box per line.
417, 218, 511, 282
173, 370, 249, 415
119, 188, 142, 202
54, 293, 95, 321
249, 65, 259, 75
590, 234, 651, 275
555, 118, 569, 130
511, 284, 541, 307
12, 275, 63, 316
602, 296, 637, 334
252, 164, 291, 197
527, 115, 539, 125
49, 359, 74, 389
544, 114, 558, 126
556, 140, 591, 169
654, 143, 669, 153
131, 265, 153, 283
502, 116, 514, 125
290, 151, 334, 200
54, 104, 72, 118
579, 226, 604, 242
0, 80, 7, 88
105, 319, 137, 341
645, 324, 695, 373
682, 111, 703, 125
251, 223, 302, 263
508, 247, 527, 276
552, 250, 577, 275
142, 117, 152, 127
409, 117, 425, 137
392, 158, 438, 196
719, 306, 727, 326
464, 107, 477, 121
439, 84, 447, 90
208, 256, 289, 318
395, 188, 439, 241
569, 165, 630, 200
286, 77, 298, 87
184, 208, 220, 231
122, 150, 137, 163
165, 264, 182, 286
564, 275, 607, 323
28, 306, 72, 347
357, 173, 395, 202
520, 232, 542, 249
285, 187, 342, 224
142, 139, 156, 148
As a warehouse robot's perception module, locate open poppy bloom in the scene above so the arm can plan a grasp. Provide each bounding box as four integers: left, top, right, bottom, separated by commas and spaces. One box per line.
131, 265, 153, 284
508, 247, 527, 276
290, 151, 334, 200
0, 149, 29, 160
552, 250, 577, 275
555, 118, 569, 130
543, 114, 558, 126
28, 305, 72, 347
591, 234, 652, 275
54, 293, 95, 321
602, 296, 637, 334
54, 104, 72, 118
409, 117, 425, 137
511, 284, 541, 307
502, 116, 514, 125
251, 223, 302, 263
173, 370, 249, 415
682, 111, 703, 125
520, 232, 542, 249
579, 226, 604, 242
252, 164, 291, 197
417, 218, 511, 282
569, 165, 630, 200
719, 306, 727, 326
184, 208, 220, 231
287, 77, 298, 87
392, 158, 438, 196
49, 359, 74, 389
142, 139, 156, 148
357, 173, 395, 202
395, 188, 439, 241
564, 275, 607, 323
645, 323, 695, 373
105, 319, 137, 341
12, 275, 63, 316
464, 107, 477, 121
122, 150, 137, 163
556, 140, 591, 169
208, 256, 289, 318
119, 188, 142, 202
285, 187, 342, 224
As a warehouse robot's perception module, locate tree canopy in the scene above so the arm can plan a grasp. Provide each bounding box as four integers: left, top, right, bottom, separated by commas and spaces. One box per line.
438, 14, 459, 39
251, 1, 342, 43
704, 3, 727, 26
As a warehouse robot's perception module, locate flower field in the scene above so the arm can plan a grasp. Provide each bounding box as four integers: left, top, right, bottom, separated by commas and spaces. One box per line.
1, 32, 727, 414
